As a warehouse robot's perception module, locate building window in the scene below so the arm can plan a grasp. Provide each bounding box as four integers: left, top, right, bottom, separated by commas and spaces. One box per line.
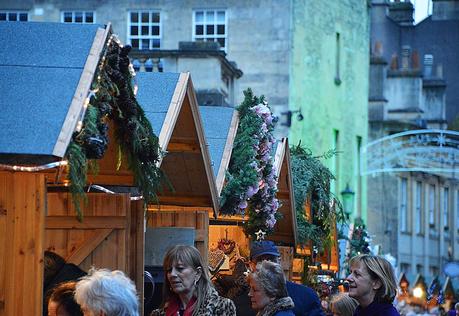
400, 178, 408, 232
416, 264, 423, 274
193, 10, 226, 50
355, 136, 362, 215
428, 184, 436, 228
128, 11, 161, 50
0, 11, 28, 21
61, 11, 95, 23
400, 263, 410, 275
443, 187, 449, 231
334, 32, 341, 85
429, 265, 439, 276
415, 181, 423, 234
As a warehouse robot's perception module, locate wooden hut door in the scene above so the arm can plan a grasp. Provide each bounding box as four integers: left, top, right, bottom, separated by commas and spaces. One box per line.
45, 192, 144, 296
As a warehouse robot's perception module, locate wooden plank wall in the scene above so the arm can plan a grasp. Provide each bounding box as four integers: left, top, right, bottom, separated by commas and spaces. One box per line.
45, 192, 144, 312
147, 210, 209, 267
0, 171, 46, 316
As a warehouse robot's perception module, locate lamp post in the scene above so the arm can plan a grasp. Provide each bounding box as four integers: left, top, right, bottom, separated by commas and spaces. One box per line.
341, 184, 355, 220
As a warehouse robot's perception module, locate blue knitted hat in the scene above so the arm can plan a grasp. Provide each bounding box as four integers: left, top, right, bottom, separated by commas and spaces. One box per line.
250, 240, 280, 259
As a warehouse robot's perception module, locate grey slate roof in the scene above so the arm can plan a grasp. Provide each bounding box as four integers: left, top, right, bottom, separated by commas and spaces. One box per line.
135, 72, 180, 136
0, 22, 103, 160
198, 106, 235, 177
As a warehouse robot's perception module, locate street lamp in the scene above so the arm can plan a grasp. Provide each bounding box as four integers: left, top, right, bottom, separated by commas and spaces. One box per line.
341, 184, 355, 220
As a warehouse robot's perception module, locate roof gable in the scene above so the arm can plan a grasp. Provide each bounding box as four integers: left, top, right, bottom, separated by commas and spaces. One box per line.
136, 72, 219, 211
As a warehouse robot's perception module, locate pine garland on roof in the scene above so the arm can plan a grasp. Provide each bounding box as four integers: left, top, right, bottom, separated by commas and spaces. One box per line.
66, 36, 164, 220
290, 143, 345, 252
220, 88, 280, 238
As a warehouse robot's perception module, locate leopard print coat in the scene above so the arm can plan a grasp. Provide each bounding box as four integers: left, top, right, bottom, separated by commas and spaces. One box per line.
150, 287, 236, 316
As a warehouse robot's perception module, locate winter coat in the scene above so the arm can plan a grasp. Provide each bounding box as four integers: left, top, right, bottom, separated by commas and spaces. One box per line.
256, 297, 295, 316
150, 287, 236, 316
285, 281, 324, 316
234, 281, 324, 316
353, 301, 400, 316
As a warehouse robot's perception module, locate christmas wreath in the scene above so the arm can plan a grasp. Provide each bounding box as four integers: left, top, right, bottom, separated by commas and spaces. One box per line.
66, 35, 164, 220
220, 89, 280, 238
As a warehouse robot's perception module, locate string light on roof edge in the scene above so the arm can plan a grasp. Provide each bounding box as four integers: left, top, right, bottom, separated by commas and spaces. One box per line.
0, 160, 68, 172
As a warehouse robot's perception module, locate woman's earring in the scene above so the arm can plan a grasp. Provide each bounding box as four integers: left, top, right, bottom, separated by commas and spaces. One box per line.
194, 278, 198, 286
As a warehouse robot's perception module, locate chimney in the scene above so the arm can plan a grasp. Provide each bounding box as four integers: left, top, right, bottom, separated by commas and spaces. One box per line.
388, 1, 414, 25
412, 51, 420, 70
401, 45, 411, 70
374, 41, 383, 57
390, 53, 399, 70
436, 63, 443, 78
424, 54, 433, 77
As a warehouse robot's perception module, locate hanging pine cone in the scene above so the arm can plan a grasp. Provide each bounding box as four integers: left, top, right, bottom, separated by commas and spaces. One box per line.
84, 136, 106, 159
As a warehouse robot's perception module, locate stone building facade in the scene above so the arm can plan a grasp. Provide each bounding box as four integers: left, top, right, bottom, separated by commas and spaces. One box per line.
368, 0, 459, 283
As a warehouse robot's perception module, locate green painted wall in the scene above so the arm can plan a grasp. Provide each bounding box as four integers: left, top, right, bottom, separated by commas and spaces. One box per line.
289, 0, 370, 222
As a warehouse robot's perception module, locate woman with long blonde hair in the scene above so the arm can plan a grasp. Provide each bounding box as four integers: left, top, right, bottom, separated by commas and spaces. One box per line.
150, 245, 236, 316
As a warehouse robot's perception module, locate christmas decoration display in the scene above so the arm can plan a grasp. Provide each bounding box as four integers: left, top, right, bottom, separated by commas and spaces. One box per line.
290, 143, 345, 252
346, 218, 371, 260
220, 89, 280, 238
67, 36, 164, 219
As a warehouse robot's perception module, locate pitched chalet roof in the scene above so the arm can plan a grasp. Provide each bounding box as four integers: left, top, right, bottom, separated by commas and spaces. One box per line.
0, 22, 109, 163
135, 72, 219, 211
198, 105, 238, 194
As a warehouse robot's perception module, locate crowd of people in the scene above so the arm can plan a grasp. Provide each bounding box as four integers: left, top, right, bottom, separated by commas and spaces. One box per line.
44, 241, 432, 316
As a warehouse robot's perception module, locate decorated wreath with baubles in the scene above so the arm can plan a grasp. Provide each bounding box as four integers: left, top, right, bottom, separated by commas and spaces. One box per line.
219, 89, 280, 239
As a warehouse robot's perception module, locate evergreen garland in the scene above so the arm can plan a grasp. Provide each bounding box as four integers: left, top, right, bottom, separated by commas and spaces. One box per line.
66, 36, 164, 219
290, 143, 345, 252
220, 89, 280, 238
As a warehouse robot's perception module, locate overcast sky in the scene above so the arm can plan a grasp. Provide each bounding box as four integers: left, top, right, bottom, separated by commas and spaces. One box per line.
410, 0, 433, 24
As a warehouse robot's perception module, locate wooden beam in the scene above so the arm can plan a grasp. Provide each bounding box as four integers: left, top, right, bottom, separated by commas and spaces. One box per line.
157, 195, 211, 207
65, 229, 113, 265
46, 216, 126, 229
216, 110, 239, 195
158, 73, 189, 160
167, 141, 201, 153
276, 191, 291, 200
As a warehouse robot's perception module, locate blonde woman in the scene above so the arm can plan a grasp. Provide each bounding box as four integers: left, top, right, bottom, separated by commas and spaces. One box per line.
329, 293, 358, 316
346, 254, 400, 316
150, 245, 235, 316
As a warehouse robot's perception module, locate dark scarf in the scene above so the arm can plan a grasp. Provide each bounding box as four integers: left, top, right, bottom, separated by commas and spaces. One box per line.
257, 297, 294, 316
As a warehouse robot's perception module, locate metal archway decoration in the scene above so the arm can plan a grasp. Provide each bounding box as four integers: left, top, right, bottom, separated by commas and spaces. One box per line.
361, 129, 459, 176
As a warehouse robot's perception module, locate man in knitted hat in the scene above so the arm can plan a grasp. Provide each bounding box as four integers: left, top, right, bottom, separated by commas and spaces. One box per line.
240, 240, 324, 316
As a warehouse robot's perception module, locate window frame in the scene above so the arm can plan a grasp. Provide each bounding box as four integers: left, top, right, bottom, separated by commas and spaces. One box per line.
415, 181, 423, 234
0, 10, 28, 22
60, 11, 96, 24
127, 10, 161, 50
400, 178, 408, 232
428, 184, 436, 229
192, 9, 227, 51
443, 187, 449, 231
